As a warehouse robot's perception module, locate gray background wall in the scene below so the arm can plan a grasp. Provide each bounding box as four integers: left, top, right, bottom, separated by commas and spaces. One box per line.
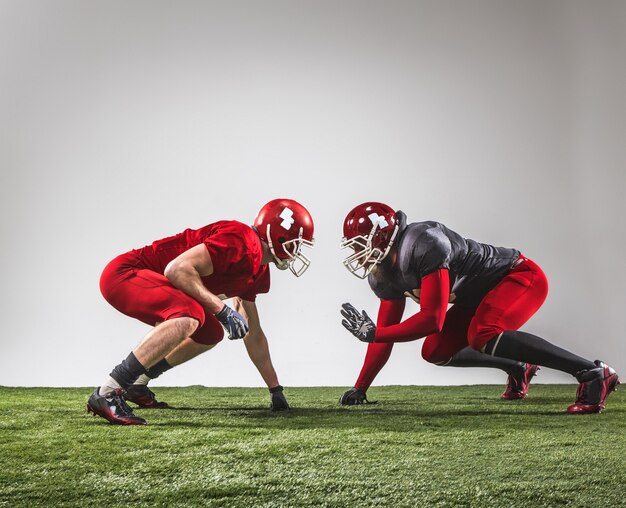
1, 1, 624, 388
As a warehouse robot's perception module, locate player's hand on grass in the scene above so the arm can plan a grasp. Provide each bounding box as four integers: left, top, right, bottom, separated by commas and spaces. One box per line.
215, 304, 249, 340
270, 385, 290, 411
341, 303, 376, 343
339, 387, 366, 405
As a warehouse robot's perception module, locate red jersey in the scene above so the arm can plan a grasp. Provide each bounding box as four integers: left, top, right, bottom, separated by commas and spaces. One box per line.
132, 221, 270, 302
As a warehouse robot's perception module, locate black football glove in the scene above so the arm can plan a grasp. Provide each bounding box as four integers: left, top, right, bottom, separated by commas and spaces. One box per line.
269, 385, 290, 411
341, 303, 376, 343
339, 387, 377, 405
215, 304, 249, 340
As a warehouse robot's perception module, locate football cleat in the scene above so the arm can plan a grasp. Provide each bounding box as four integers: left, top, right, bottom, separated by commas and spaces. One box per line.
567, 361, 620, 414
124, 384, 169, 408
87, 388, 147, 425
339, 387, 376, 405
501, 364, 540, 400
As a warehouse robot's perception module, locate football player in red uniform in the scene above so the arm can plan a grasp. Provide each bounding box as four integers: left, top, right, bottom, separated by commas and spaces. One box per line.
339, 202, 619, 414
87, 199, 314, 425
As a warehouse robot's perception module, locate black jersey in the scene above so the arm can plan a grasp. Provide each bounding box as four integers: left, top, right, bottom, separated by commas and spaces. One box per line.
368, 212, 520, 306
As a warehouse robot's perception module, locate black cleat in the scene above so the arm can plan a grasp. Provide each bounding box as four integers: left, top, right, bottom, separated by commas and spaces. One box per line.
87, 388, 147, 425
124, 384, 169, 408
567, 361, 620, 414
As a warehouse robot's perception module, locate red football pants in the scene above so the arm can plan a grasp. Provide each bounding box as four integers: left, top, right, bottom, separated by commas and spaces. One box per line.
100, 252, 224, 345
421, 257, 548, 364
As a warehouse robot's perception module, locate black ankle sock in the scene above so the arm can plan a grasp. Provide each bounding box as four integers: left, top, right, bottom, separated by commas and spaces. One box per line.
146, 359, 173, 380
444, 346, 524, 376
484, 330, 595, 376
110, 352, 147, 390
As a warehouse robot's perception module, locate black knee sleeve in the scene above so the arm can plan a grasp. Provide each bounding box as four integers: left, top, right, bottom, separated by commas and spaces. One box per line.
483, 330, 594, 376
483, 333, 504, 356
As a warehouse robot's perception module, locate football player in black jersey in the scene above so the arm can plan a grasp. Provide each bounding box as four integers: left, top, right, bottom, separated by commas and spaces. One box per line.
339, 202, 619, 414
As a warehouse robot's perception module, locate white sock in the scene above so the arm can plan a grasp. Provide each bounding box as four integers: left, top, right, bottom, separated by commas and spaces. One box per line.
99, 377, 122, 396
134, 374, 151, 386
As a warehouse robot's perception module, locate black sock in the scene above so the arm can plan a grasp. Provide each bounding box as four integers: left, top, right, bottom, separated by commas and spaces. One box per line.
110, 352, 147, 390
444, 346, 525, 376
484, 330, 595, 376
146, 359, 173, 380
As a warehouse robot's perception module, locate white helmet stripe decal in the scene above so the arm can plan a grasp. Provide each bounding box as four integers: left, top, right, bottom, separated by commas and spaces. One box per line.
280, 207, 295, 230
368, 212, 388, 229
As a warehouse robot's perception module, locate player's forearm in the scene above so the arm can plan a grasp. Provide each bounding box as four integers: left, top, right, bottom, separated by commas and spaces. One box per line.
244, 332, 280, 388
375, 311, 441, 342
354, 342, 394, 391
352, 299, 402, 386
164, 262, 224, 314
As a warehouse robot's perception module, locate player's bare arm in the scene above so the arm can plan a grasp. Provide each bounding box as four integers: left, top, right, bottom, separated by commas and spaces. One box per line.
164, 244, 224, 314
88, 200, 311, 424
165, 244, 249, 340
234, 298, 279, 388
235, 298, 289, 410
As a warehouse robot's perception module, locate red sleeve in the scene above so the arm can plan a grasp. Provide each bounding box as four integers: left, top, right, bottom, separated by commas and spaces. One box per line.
377, 298, 406, 327
354, 298, 405, 391
204, 226, 259, 277
374, 268, 449, 343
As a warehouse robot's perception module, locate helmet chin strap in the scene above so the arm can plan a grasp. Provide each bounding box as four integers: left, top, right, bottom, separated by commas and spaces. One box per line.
265, 224, 314, 276
274, 258, 290, 270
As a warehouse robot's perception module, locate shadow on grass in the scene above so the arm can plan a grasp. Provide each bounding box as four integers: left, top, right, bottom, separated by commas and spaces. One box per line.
140, 405, 579, 430
158, 406, 271, 411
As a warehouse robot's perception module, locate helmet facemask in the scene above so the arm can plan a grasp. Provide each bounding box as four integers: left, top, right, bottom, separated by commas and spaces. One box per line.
341, 221, 399, 279
266, 224, 315, 277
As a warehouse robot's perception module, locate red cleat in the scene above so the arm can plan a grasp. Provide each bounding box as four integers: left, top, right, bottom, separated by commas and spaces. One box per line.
124, 384, 169, 408
567, 361, 620, 414
87, 388, 147, 425
501, 364, 539, 400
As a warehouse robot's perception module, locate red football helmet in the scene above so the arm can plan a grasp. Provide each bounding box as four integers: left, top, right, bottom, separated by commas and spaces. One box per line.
341, 202, 399, 279
254, 198, 315, 277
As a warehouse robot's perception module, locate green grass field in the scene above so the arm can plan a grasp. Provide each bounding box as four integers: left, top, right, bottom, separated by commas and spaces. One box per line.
1, 385, 624, 507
